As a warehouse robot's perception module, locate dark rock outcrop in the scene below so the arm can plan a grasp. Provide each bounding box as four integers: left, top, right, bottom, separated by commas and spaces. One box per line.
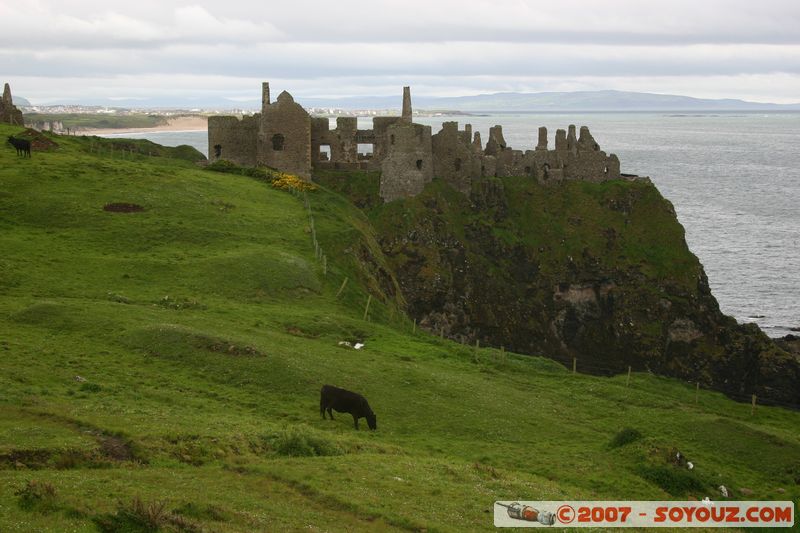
368, 177, 800, 406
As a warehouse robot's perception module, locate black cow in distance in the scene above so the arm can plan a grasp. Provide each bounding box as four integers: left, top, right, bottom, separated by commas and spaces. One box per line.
320, 385, 377, 430
7, 136, 31, 157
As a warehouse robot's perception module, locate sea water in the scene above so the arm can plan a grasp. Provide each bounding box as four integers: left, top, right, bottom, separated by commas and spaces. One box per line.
101, 112, 800, 337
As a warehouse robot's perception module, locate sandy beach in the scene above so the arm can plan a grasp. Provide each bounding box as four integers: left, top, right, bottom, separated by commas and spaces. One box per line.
84, 115, 208, 135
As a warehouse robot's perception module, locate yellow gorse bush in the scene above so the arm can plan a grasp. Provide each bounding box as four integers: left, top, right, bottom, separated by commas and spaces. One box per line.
270, 172, 318, 192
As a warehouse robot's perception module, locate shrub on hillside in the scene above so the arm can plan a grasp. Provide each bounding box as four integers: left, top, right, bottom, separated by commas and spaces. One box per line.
636, 464, 706, 496
609, 427, 643, 449
94, 496, 201, 533
206, 160, 272, 180
270, 172, 317, 192
206, 160, 317, 192
271, 426, 343, 457
15, 480, 58, 512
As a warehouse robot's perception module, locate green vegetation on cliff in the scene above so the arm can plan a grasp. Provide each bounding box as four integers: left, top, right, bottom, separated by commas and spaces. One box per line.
317, 170, 799, 407
1, 124, 798, 532
24, 113, 168, 131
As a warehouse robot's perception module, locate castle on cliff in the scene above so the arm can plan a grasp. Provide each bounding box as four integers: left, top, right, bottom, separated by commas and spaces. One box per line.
208, 83, 622, 202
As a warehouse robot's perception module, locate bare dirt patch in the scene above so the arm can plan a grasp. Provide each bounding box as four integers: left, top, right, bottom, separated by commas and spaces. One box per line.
103, 203, 144, 213
99, 435, 136, 461
204, 340, 262, 357
16, 128, 59, 151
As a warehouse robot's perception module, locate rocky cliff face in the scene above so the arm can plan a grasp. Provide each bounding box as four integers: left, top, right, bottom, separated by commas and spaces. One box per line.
317, 171, 800, 406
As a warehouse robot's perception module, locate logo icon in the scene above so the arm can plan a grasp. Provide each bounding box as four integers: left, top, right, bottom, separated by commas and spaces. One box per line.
496, 502, 556, 525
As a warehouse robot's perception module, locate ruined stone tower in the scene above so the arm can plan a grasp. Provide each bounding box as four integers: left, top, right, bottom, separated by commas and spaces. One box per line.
258, 90, 311, 179
0, 83, 24, 126
380, 87, 434, 201
261, 82, 270, 110
401, 86, 412, 122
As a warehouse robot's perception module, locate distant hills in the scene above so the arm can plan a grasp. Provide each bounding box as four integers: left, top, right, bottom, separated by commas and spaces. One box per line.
426, 90, 800, 111
19, 90, 800, 112
299, 90, 800, 112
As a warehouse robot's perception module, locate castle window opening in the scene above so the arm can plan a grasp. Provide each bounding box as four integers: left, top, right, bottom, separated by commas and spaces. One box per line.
213, 144, 222, 158
357, 143, 374, 160
454, 158, 462, 171
272, 134, 285, 151
416, 159, 423, 170
390, 134, 395, 145
319, 144, 331, 161
525, 166, 531, 175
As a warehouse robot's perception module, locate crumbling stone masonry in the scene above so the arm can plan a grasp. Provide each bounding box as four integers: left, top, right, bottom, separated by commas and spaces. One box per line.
0, 83, 24, 126
208, 83, 311, 178
208, 82, 623, 202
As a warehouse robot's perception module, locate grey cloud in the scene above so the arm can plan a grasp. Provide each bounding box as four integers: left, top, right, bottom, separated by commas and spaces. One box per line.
3, 0, 799, 103
3, 42, 799, 79
2, 0, 800, 50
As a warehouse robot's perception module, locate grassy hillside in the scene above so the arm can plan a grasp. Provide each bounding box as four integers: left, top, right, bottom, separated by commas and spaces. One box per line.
1, 124, 798, 532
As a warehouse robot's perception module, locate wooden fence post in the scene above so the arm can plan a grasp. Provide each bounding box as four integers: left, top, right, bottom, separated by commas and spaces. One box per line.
412, 318, 416, 333
572, 357, 577, 374
335, 277, 348, 298
626, 366, 632, 387
363, 295, 372, 321
499, 345, 506, 364
695, 382, 700, 404
751, 394, 757, 415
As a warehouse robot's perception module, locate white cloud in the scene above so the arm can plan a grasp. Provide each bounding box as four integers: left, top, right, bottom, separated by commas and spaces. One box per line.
1, 0, 799, 104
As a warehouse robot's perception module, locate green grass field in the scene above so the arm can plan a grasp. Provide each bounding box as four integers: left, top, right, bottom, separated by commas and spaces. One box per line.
1, 124, 798, 532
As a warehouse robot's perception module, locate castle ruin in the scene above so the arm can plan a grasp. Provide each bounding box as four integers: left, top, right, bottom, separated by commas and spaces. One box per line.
208, 83, 621, 202
0, 83, 24, 126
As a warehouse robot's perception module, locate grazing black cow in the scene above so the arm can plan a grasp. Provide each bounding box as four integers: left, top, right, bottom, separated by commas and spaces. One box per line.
320, 384, 376, 430
7, 136, 31, 158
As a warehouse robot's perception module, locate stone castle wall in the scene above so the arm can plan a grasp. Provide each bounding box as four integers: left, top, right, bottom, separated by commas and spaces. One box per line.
380, 122, 434, 202
208, 82, 623, 202
208, 115, 258, 166
431, 121, 481, 195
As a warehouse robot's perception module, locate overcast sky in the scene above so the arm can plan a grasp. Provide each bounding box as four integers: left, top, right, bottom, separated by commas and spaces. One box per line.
2, 0, 800, 105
